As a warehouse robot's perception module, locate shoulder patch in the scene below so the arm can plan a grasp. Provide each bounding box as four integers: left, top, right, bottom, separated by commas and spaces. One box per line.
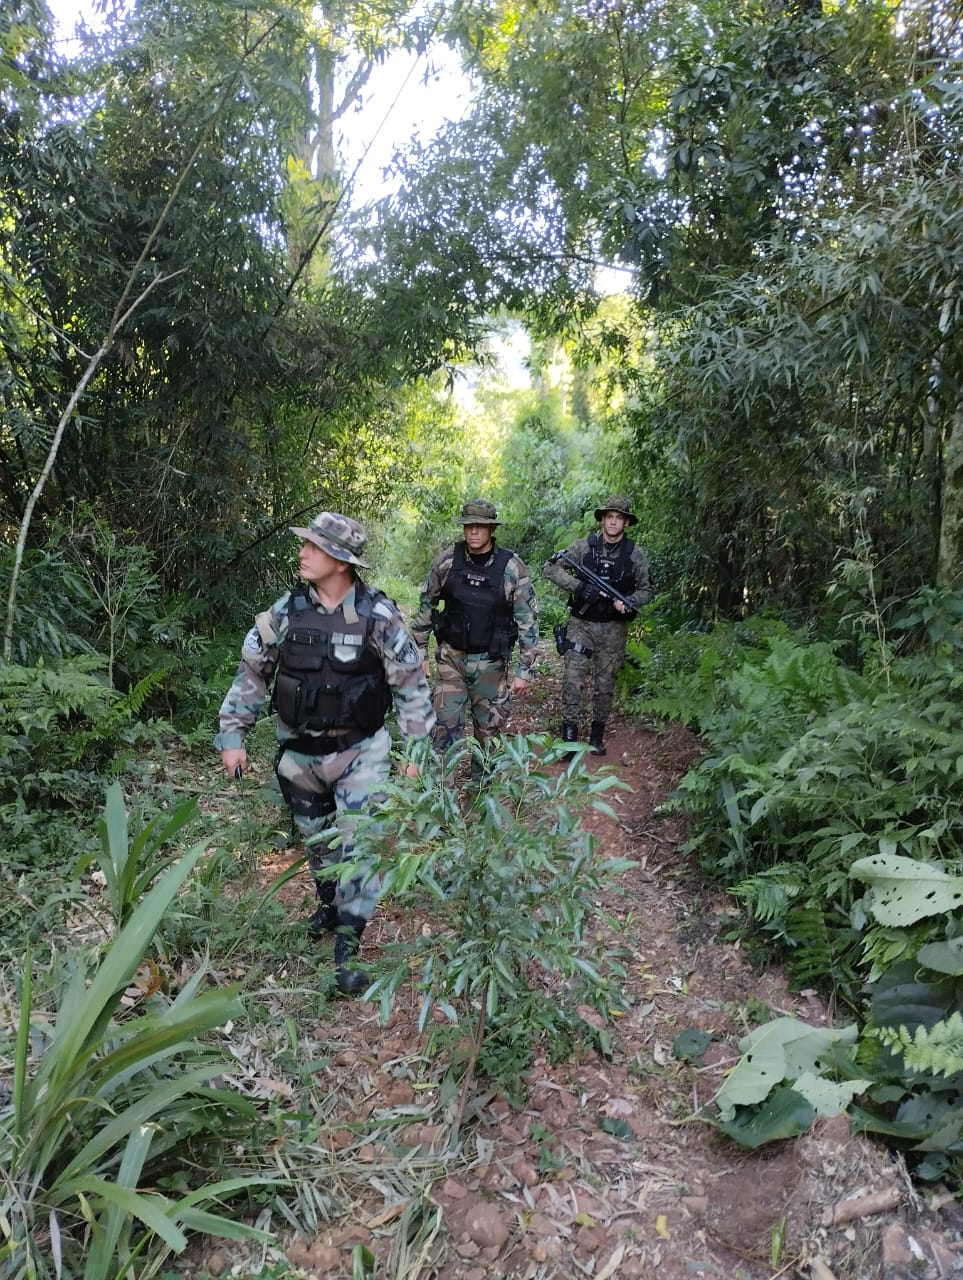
242, 625, 264, 654
255, 610, 278, 645
396, 638, 422, 664
372, 599, 396, 621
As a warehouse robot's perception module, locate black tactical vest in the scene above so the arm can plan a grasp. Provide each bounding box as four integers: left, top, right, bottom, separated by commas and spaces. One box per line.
434, 543, 519, 660
580, 533, 636, 622
271, 584, 392, 734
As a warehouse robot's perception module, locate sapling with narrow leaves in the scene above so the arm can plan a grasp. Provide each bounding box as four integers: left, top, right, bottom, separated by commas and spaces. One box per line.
352, 733, 634, 1129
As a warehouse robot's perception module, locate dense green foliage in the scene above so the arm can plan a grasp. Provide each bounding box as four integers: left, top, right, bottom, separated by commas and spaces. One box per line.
623, 589, 963, 1171
0, 787, 275, 1280
356, 0, 963, 621
3, 0, 963, 1257
7, 0, 957, 626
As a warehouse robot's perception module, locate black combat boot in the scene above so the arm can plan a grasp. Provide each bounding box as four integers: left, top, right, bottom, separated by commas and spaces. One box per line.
562, 721, 578, 742
306, 876, 338, 938
334, 914, 369, 995
589, 721, 606, 756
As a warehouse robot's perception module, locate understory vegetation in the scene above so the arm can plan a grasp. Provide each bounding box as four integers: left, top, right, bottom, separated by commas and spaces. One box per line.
3, 0, 963, 1271
622, 588, 963, 1175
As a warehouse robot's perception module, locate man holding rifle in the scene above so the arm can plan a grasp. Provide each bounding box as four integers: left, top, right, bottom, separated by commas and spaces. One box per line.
543, 496, 653, 756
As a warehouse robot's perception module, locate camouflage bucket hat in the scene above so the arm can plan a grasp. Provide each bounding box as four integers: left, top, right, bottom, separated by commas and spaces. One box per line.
289, 511, 371, 568
594, 494, 638, 527
454, 498, 500, 525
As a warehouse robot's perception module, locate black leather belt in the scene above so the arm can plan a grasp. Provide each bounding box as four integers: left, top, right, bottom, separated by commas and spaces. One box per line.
280, 726, 376, 755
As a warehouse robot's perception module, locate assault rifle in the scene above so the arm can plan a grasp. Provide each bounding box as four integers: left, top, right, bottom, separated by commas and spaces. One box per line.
549, 550, 638, 620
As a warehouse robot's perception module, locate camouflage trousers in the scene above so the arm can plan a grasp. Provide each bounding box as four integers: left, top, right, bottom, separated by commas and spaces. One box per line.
561, 617, 629, 725
431, 642, 512, 751
274, 726, 392, 923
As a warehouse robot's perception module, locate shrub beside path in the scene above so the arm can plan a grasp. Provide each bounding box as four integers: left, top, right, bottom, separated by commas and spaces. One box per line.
186, 667, 961, 1280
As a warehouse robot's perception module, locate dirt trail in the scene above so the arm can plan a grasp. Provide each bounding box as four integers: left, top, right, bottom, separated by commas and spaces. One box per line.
190, 670, 959, 1280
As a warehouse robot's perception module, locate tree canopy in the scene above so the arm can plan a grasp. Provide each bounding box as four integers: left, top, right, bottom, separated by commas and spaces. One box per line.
2, 0, 961, 646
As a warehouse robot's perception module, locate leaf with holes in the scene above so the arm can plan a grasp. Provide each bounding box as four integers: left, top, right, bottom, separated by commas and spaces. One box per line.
850, 853, 963, 925
791, 1072, 872, 1116
715, 1018, 857, 1121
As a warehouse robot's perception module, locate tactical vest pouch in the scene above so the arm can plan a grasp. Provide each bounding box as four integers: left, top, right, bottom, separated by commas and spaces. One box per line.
272, 670, 345, 730
487, 620, 517, 661
272, 628, 344, 730
272, 670, 305, 727
433, 605, 472, 651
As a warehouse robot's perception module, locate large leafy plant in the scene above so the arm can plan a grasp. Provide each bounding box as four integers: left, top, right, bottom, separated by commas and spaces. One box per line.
0, 788, 274, 1280
699, 847, 963, 1178
73, 782, 199, 931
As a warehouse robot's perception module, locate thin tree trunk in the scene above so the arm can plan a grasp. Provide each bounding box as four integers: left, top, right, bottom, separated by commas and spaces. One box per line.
937, 403, 963, 590
451, 983, 489, 1139
3, 19, 287, 662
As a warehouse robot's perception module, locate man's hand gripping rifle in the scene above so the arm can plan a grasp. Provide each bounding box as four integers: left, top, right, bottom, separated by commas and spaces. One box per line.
549, 551, 638, 621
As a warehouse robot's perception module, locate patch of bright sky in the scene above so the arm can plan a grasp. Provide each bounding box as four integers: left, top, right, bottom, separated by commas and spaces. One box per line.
336, 44, 473, 208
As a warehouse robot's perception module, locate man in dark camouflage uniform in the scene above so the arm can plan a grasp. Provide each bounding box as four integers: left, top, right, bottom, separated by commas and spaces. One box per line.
542, 495, 652, 757
215, 512, 434, 995
411, 499, 538, 780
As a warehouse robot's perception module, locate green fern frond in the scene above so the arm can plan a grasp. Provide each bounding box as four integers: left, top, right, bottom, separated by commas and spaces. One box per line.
785, 904, 859, 1004
732, 864, 807, 926
63, 670, 167, 764
764, 641, 868, 716
860, 923, 934, 984
0, 657, 111, 734
876, 1012, 963, 1079
785, 906, 834, 988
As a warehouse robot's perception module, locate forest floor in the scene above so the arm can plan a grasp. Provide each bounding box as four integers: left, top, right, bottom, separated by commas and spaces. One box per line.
181, 656, 963, 1280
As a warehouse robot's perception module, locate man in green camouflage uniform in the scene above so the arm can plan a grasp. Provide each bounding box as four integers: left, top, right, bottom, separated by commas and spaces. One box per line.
215, 512, 434, 995
411, 499, 538, 777
542, 495, 652, 757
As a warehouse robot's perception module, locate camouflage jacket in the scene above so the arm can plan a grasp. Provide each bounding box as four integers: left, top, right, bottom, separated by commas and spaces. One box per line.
542, 534, 653, 613
411, 542, 539, 679
214, 581, 435, 750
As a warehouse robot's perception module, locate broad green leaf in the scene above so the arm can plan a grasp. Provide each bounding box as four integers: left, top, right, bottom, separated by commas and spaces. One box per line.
174, 1207, 270, 1240
40, 842, 207, 1093
717, 1018, 857, 1121
791, 1073, 871, 1117
65, 1178, 186, 1251
600, 1117, 634, 1140
712, 1085, 815, 1148
917, 938, 963, 976
871, 961, 963, 1032
672, 1028, 712, 1064
850, 853, 963, 925
781, 1023, 858, 1077
715, 1020, 795, 1120
82, 1124, 154, 1280
54, 1067, 231, 1188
